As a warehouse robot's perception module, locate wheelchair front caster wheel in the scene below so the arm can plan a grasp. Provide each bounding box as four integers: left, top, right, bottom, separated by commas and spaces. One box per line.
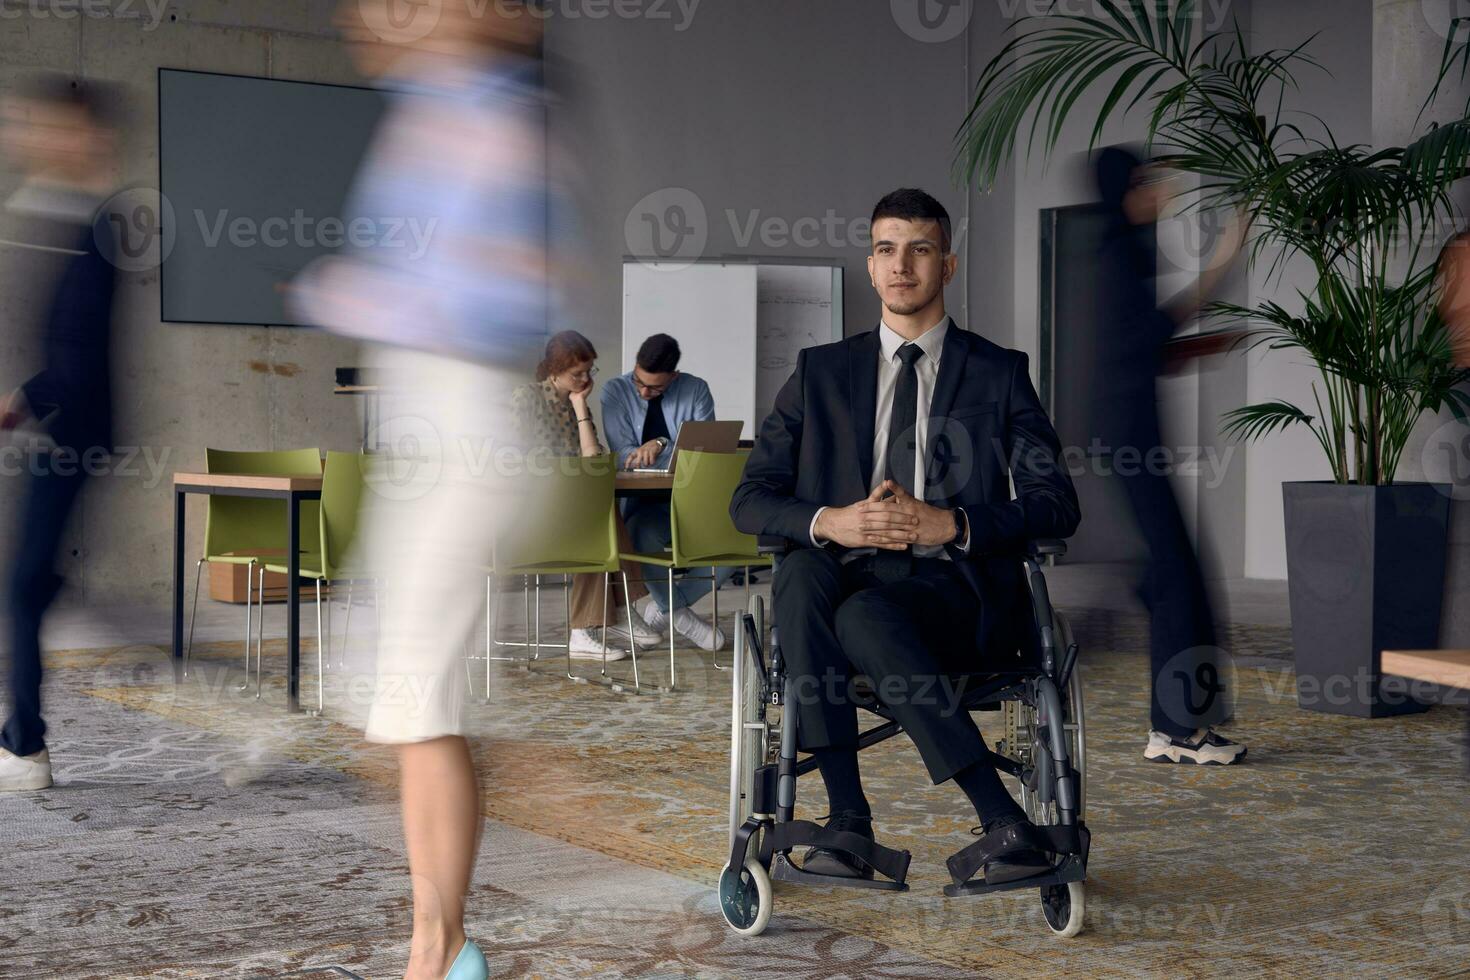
1041, 880, 1085, 938
718, 858, 772, 936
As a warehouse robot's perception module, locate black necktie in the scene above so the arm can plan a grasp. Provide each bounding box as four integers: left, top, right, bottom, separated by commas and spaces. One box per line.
885, 344, 925, 494
874, 343, 924, 584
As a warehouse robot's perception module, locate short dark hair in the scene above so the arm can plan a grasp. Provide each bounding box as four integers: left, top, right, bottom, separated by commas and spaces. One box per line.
870, 188, 952, 254
536, 330, 597, 381
636, 333, 681, 374
9, 72, 123, 128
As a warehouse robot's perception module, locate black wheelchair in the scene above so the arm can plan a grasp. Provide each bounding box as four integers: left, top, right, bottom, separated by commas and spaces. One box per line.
718, 539, 1089, 938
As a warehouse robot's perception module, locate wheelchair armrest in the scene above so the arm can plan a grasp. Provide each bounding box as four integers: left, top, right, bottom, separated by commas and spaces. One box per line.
1027, 539, 1068, 558
758, 534, 794, 556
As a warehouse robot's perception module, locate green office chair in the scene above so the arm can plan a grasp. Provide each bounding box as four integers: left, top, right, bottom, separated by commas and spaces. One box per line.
482, 454, 644, 693
260, 451, 372, 714
620, 449, 772, 691
184, 447, 323, 688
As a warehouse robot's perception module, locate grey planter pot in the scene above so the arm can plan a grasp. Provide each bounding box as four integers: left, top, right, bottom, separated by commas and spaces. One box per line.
1283, 481, 1450, 717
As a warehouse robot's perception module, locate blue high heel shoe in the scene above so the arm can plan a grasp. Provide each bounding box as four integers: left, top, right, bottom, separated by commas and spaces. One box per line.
444, 940, 487, 980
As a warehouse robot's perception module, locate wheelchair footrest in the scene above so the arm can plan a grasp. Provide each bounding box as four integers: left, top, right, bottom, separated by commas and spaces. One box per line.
942, 853, 1086, 898
770, 852, 909, 892
766, 820, 912, 885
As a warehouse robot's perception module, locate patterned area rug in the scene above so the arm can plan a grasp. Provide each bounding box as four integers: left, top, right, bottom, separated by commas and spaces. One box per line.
1, 609, 1467, 978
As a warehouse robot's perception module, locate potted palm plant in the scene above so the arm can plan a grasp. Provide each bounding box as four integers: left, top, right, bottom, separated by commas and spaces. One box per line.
956, 1, 1470, 716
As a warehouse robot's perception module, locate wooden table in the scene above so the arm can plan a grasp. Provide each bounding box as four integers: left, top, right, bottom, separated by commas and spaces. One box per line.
615, 471, 674, 498
172, 472, 323, 713
1381, 650, 1470, 691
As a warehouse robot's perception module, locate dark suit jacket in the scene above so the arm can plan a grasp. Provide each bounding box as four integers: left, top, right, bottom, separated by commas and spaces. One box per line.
731, 321, 1081, 661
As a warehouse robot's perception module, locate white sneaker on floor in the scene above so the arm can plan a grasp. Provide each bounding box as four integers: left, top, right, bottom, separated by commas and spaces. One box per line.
605, 615, 663, 649
1144, 728, 1247, 765
640, 598, 669, 634
0, 747, 52, 791
671, 607, 726, 652
567, 628, 629, 662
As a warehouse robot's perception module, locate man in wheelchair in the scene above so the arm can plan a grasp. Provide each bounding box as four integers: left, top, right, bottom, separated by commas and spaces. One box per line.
731, 189, 1081, 891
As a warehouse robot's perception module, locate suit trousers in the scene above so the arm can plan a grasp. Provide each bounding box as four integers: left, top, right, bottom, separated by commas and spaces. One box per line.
3, 463, 86, 757
773, 547, 998, 785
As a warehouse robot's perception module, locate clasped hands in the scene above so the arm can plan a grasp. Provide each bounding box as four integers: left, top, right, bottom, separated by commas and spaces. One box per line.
814, 480, 958, 551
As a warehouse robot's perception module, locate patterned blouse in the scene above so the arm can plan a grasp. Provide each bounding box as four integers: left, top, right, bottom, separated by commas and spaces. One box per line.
510, 379, 603, 456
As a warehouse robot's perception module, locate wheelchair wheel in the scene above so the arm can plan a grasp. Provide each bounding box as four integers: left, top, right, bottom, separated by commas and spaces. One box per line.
1041, 880, 1085, 938
718, 858, 772, 936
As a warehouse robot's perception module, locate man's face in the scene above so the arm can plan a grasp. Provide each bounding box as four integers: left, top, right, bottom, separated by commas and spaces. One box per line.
632, 366, 677, 401
867, 217, 956, 317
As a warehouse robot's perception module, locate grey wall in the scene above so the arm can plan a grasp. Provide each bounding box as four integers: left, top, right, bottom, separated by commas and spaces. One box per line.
0, 1, 365, 609
547, 0, 1015, 355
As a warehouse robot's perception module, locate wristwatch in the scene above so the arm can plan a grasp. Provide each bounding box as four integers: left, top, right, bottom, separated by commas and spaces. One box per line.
951, 507, 968, 546
654, 436, 670, 450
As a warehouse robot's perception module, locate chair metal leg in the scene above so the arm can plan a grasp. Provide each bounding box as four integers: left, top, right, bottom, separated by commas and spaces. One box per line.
340, 583, 354, 669
313, 579, 325, 715
255, 565, 267, 700
600, 571, 611, 677
710, 565, 731, 671
564, 575, 577, 681
622, 570, 641, 690
667, 567, 677, 691
183, 558, 205, 678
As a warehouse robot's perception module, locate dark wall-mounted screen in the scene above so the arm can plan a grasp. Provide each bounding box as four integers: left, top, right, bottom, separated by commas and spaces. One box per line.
159, 68, 386, 325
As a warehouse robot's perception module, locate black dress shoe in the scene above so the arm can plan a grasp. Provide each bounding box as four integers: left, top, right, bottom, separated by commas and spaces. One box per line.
800, 811, 875, 879
946, 817, 1052, 887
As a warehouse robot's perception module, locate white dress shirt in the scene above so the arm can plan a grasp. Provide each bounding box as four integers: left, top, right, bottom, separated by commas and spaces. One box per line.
810, 317, 970, 558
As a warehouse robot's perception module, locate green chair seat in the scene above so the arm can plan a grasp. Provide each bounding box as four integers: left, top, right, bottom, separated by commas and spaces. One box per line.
621, 550, 773, 569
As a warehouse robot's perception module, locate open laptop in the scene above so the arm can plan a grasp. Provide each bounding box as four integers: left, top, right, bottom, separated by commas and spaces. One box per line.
632, 419, 743, 474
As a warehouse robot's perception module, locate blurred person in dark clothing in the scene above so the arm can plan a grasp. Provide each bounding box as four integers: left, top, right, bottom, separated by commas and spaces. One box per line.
1090, 146, 1248, 766
0, 74, 119, 793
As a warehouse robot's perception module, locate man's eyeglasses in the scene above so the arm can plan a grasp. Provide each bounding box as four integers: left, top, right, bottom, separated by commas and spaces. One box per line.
633, 374, 672, 395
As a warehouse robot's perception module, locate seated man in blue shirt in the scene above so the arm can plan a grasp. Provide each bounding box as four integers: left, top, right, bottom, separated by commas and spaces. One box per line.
601, 334, 735, 651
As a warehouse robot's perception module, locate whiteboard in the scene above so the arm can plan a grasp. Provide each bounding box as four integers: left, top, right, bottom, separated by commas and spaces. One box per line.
622, 260, 842, 437
756, 265, 843, 421
622, 262, 759, 435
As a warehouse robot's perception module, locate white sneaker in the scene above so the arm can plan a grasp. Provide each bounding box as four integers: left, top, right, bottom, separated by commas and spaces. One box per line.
640, 598, 669, 634
671, 607, 726, 652
1144, 729, 1247, 765
606, 615, 663, 649
0, 747, 52, 791
567, 628, 629, 662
